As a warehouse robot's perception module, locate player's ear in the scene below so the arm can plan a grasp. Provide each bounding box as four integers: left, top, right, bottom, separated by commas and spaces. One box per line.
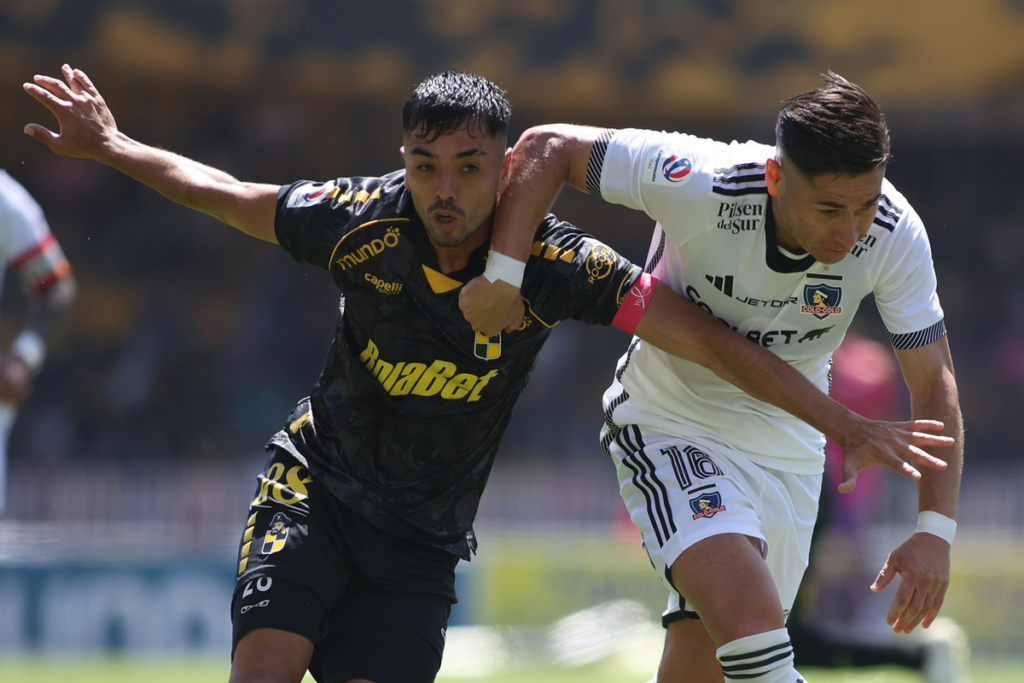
766, 157, 784, 197
502, 147, 512, 181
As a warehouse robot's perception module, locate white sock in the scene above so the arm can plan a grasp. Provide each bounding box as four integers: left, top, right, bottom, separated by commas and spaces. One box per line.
716, 628, 804, 683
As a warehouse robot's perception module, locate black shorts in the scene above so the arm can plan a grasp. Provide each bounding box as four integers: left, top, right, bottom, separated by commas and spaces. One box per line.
231, 448, 459, 683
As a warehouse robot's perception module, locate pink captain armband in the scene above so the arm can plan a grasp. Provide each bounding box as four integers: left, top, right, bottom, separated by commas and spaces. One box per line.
612, 272, 658, 334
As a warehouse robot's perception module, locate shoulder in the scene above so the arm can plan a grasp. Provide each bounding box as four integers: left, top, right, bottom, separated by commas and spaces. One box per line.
0, 170, 44, 218
868, 178, 930, 254
280, 170, 408, 215
275, 171, 412, 267
605, 130, 772, 176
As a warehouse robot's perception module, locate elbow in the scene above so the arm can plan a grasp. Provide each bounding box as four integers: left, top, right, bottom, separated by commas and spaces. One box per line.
513, 126, 573, 170
49, 274, 78, 310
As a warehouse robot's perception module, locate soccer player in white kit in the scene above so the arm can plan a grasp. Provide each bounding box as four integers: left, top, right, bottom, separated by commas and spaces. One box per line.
461, 73, 963, 683
0, 170, 76, 519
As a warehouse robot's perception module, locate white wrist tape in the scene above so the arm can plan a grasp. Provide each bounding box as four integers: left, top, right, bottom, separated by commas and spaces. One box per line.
11, 330, 46, 372
915, 510, 957, 545
483, 250, 526, 288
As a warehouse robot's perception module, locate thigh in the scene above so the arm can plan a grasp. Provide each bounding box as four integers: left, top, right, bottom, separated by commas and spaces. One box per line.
669, 533, 785, 646
609, 427, 766, 597
229, 627, 314, 683
232, 448, 350, 654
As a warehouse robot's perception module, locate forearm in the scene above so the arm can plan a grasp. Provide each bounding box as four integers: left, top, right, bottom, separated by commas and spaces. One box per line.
22, 276, 77, 347
913, 382, 963, 518
97, 131, 268, 232
697, 332, 861, 441
635, 289, 862, 442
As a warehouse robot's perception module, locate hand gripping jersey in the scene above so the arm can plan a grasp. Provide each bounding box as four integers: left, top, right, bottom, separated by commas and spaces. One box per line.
592, 130, 945, 474
272, 170, 641, 558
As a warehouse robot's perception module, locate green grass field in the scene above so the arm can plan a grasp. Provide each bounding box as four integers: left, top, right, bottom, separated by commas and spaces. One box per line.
1, 656, 1021, 683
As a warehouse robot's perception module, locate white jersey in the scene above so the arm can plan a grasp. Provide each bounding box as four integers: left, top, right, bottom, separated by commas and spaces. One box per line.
0, 170, 63, 312
592, 129, 945, 474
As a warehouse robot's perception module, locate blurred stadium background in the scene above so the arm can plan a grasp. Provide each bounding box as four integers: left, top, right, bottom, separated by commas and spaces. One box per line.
1, 0, 1023, 679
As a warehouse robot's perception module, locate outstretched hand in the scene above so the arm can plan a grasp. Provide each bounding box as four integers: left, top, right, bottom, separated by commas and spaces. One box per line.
23, 64, 117, 158
836, 418, 951, 493
871, 532, 951, 633
459, 275, 524, 336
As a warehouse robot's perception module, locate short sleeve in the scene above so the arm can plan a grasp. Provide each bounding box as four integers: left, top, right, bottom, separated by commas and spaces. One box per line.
0, 171, 53, 263
873, 203, 946, 348
275, 179, 350, 269
523, 217, 642, 328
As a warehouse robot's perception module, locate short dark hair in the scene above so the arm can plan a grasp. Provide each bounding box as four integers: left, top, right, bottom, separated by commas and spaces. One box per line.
402, 71, 511, 142
775, 71, 891, 177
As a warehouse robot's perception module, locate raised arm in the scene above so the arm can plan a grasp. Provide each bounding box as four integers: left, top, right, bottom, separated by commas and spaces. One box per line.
870, 337, 963, 633
23, 65, 279, 242
632, 282, 952, 493
460, 125, 604, 335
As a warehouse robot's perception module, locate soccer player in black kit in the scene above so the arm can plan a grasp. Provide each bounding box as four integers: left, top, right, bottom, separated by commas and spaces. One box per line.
24, 65, 951, 683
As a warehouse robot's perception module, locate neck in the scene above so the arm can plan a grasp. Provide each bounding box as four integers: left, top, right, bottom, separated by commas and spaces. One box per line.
769, 196, 803, 254
435, 221, 492, 274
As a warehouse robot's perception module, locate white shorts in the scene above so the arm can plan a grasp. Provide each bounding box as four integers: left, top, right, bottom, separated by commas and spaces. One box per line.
606, 424, 821, 624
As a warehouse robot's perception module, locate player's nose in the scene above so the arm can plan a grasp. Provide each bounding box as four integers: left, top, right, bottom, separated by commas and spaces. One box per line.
436, 171, 457, 202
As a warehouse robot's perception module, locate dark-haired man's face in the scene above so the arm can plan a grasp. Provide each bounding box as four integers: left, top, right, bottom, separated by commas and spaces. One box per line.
767, 157, 884, 265
401, 125, 508, 258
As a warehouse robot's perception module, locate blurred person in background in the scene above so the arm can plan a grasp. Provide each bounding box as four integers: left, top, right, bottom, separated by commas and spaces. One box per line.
24, 65, 950, 683
0, 169, 76, 521
788, 331, 968, 683
462, 72, 964, 683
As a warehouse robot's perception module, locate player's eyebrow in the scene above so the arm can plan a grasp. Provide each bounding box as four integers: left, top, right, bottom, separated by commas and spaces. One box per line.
410, 147, 488, 159
817, 193, 881, 210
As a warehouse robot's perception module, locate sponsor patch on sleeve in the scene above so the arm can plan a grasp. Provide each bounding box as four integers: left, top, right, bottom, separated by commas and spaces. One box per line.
642, 148, 694, 187
286, 181, 338, 208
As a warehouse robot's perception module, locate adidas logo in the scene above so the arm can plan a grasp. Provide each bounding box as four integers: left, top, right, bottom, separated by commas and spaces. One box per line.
704, 274, 734, 296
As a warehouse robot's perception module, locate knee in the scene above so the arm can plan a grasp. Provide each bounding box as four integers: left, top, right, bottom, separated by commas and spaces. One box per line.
716, 627, 805, 683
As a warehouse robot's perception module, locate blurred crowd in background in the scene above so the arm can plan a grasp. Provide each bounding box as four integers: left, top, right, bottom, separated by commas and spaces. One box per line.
2, 0, 1024, 529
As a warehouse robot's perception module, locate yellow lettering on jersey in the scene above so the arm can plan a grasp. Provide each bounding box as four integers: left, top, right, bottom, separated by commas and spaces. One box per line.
441, 373, 479, 400
412, 360, 458, 396
271, 465, 313, 505
390, 363, 426, 395
360, 339, 500, 402
289, 410, 311, 434
382, 362, 405, 393
468, 370, 499, 402
250, 461, 286, 507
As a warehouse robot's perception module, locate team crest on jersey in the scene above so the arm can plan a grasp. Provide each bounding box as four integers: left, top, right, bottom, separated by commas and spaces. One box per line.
644, 149, 694, 187
801, 284, 843, 319
286, 181, 337, 208
690, 490, 726, 520
474, 331, 501, 361
261, 512, 293, 555
585, 244, 617, 283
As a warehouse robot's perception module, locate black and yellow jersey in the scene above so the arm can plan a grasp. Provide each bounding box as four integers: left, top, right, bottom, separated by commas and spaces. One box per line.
269, 170, 640, 559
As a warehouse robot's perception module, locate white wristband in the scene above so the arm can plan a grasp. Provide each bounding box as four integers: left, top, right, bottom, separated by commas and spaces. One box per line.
915, 511, 957, 545
483, 250, 526, 288
11, 330, 46, 372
